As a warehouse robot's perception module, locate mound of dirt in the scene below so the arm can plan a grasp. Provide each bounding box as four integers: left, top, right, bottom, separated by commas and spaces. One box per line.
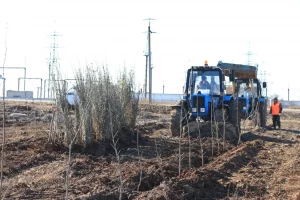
183, 121, 239, 142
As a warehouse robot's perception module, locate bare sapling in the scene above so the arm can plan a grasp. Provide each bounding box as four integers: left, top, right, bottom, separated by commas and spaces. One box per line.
0, 24, 8, 200
236, 98, 241, 145
214, 119, 220, 155
196, 118, 205, 166
222, 106, 226, 151
49, 108, 55, 142
196, 95, 204, 166
188, 125, 191, 169
211, 97, 214, 157
178, 104, 183, 176
212, 98, 222, 154
65, 125, 81, 200
137, 131, 143, 191
111, 131, 123, 199
154, 139, 162, 165
0, 80, 6, 200
182, 106, 191, 169
109, 102, 123, 200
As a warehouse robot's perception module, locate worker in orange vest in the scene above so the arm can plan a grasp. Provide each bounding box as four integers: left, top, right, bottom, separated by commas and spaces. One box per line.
269, 97, 282, 130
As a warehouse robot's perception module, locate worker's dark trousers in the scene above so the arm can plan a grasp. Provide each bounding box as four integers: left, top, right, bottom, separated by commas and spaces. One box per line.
272, 115, 281, 129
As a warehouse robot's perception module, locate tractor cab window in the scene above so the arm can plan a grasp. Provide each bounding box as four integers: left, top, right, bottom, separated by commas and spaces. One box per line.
194, 71, 220, 95
238, 82, 258, 98
252, 83, 258, 97
188, 71, 199, 95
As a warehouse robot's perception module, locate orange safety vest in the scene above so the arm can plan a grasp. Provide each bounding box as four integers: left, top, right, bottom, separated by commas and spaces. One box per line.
271, 102, 281, 115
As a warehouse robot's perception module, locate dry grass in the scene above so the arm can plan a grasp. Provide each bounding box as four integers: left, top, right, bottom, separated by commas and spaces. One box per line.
52, 65, 139, 146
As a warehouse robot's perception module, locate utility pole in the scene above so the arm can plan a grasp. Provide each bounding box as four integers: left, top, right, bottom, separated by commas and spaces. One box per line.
163, 81, 164, 94
144, 18, 155, 104
148, 22, 152, 103
144, 52, 148, 98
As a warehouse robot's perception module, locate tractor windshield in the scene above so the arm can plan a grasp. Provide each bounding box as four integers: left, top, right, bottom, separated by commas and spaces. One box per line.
193, 71, 221, 95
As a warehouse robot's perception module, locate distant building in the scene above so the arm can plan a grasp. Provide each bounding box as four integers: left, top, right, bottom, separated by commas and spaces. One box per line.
7, 90, 33, 98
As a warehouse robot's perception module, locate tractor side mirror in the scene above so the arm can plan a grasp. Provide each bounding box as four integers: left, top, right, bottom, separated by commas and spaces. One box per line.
229, 70, 235, 82
263, 82, 267, 88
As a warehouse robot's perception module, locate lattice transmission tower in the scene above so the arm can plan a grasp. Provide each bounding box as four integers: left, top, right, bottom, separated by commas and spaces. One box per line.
47, 31, 61, 98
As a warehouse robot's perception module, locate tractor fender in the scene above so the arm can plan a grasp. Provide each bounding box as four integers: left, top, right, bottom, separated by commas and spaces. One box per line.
259, 97, 266, 103
223, 95, 233, 105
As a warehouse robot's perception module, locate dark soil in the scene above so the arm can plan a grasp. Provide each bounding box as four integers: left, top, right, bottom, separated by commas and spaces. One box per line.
0, 101, 299, 199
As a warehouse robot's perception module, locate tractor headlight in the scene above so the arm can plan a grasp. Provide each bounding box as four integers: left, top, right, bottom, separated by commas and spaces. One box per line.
192, 108, 197, 112
200, 108, 205, 112
243, 106, 246, 110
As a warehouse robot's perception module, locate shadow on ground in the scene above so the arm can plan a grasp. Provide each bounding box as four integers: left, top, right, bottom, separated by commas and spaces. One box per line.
241, 131, 296, 144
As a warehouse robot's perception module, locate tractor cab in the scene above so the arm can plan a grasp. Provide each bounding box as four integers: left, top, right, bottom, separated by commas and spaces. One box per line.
170, 61, 240, 136
235, 78, 267, 119
184, 64, 224, 121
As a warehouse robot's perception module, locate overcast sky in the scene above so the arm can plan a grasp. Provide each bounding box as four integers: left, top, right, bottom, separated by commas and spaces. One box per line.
0, 0, 299, 99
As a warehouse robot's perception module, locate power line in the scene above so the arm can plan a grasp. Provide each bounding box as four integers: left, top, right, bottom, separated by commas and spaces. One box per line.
243, 41, 256, 66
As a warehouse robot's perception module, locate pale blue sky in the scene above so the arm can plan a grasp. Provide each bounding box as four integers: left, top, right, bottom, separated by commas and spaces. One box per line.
0, 0, 299, 99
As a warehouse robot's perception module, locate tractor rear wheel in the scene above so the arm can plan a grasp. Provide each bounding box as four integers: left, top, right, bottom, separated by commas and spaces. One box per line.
214, 108, 229, 122
229, 99, 241, 131
259, 99, 267, 129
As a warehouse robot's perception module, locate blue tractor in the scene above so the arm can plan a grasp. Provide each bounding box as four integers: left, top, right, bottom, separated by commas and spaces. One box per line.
234, 78, 267, 128
170, 61, 240, 136
217, 61, 268, 129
